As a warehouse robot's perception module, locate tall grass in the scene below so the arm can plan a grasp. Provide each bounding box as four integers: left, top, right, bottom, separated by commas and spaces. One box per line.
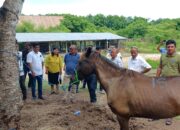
146, 59, 160, 69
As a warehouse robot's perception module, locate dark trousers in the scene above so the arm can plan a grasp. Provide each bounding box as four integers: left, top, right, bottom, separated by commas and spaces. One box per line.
99, 84, 103, 91
68, 80, 79, 93
19, 75, 27, 100
32, 75, 43, 98
82, 79, 87, 88
86, 74, 97, 103
24, 65, 33, 88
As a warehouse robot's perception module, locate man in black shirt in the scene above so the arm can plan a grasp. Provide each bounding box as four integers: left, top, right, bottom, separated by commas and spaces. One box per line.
22, 42, 32, 88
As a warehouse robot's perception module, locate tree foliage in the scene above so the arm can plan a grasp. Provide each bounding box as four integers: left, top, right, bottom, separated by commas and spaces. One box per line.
16, 14, 180, 44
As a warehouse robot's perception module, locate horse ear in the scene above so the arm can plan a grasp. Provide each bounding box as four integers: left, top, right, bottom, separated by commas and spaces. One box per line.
85, 47, 92, 57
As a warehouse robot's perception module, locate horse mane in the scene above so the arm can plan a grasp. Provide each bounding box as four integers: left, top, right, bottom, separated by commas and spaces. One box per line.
100, 55, 124, 70
94, 54, 146, 78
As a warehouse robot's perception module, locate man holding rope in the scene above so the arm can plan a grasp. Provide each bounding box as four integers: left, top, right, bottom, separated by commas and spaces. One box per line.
63, 45, 80, 94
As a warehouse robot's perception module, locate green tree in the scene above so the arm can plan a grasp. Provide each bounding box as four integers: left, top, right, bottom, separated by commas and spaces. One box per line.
86, 14, 107, 27
106, 15, 128, 30
61, 14, 97, 32
117, 17, 148, 38
16, 21, 35, 32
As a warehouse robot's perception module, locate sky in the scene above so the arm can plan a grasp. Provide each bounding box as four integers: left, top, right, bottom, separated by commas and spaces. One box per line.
0, 0, 180, 20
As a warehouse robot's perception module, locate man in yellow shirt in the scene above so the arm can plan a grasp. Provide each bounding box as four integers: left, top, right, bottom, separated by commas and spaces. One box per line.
45, 48, 63, 94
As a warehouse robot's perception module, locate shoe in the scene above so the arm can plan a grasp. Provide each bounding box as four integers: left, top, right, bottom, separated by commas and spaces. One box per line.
99, 90, 105, 94
32, 97, 37, 100
38, 97, 45, 100
165, 119, 172, 125
50, 91, 56, 95
55, 91, 59, 94
23, 96, 27, 100
91, 101, 97, 103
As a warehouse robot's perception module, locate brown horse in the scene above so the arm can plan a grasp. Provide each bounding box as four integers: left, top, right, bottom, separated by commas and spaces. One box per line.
76, 47, 180, 130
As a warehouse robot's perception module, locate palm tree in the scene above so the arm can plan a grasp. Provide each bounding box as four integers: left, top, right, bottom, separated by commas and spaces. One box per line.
0, 0, 24, 129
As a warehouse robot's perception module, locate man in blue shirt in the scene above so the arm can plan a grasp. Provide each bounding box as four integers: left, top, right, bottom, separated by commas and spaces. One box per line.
157, 40, 167, 54
63, 45, 80, 93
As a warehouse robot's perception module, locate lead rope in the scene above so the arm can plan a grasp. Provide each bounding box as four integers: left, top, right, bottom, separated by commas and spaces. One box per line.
61, 69, 80, 91
70, 69, 80, 85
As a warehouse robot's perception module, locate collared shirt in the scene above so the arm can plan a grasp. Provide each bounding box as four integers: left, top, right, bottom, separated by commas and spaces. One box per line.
160, 53, 180, 76
128, 55, 151, 73
111, 56, 123, 68
64, 53, 80, 75
27, 51, 44, 76
106, 52, 122, 60
45, 54, 63, 73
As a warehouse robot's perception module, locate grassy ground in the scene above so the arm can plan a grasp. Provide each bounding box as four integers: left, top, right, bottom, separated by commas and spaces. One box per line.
122, 40, 180, 53
146, 59, 160, 69
122, 41, 158, 53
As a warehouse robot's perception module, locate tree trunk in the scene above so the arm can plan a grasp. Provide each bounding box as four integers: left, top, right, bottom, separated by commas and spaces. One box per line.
0, 0, 24, 129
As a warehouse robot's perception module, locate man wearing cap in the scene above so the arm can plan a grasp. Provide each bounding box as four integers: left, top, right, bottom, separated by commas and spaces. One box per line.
156, 39, 180, 125
128, 46, 151, 74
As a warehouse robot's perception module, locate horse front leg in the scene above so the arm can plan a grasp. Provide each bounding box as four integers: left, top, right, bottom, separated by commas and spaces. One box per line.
117, 115, 129, 130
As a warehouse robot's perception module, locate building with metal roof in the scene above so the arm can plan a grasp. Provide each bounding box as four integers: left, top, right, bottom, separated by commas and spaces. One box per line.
16, 32, 127, 52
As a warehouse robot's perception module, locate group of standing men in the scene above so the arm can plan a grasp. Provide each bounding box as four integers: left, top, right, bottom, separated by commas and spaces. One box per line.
18, 43, 44, 100
17, 43, 80, 101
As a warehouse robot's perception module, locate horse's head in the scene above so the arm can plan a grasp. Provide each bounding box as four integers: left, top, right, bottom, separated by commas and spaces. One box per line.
77, 47, 99, 80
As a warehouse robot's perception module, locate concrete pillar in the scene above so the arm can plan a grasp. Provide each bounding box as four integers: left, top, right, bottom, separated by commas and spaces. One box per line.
117, 40, 120, 48
66, 42, 68, 53
85, 41, 86, 48
48, 42, 52, 53
106, 40, 109, 49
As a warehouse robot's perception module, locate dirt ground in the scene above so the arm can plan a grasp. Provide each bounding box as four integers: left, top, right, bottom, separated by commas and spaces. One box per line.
20, 88, 180, 130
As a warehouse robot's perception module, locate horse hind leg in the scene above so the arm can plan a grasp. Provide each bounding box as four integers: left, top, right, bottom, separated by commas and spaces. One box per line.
117, 116, 129, 130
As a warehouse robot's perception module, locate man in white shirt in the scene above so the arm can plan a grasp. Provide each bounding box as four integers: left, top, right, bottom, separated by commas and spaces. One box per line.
110, 48, 123, 68
27, 43, 44, 100
128, 46, 151, 73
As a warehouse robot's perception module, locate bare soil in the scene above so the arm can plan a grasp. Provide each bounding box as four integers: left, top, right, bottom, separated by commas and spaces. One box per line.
20, 89, 180, 130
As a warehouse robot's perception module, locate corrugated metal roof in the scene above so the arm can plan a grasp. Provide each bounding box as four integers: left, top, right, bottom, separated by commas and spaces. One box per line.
16, 33, 127, 42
